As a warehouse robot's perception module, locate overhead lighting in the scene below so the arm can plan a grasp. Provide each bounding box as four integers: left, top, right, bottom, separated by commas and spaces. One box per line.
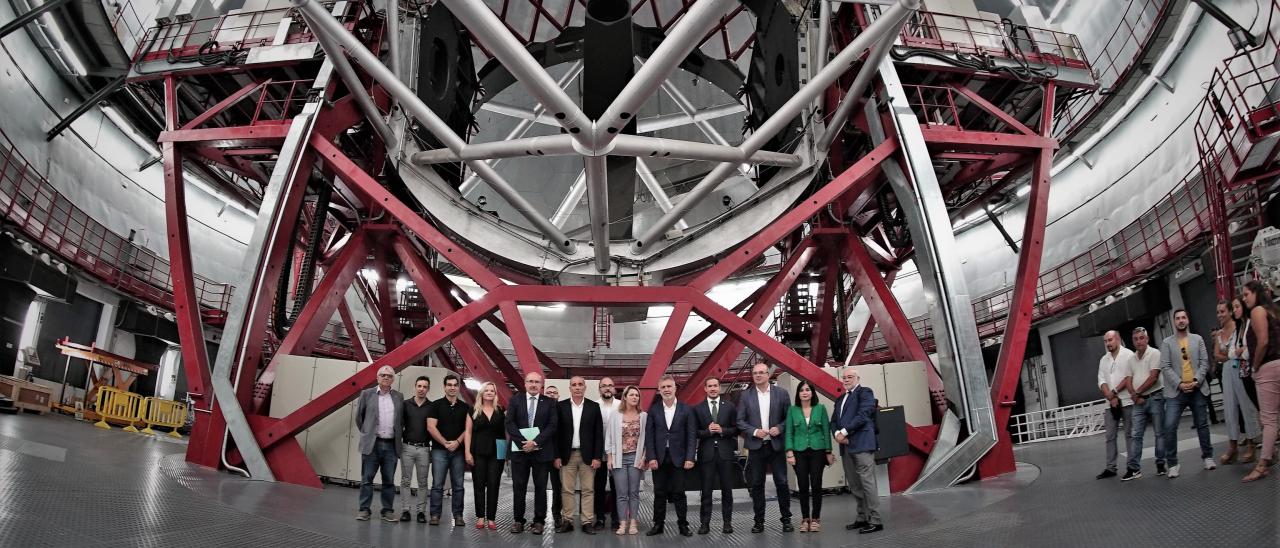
360, 268, 379, 283
1016, 185, 1031, 197
463, 378, 483, 391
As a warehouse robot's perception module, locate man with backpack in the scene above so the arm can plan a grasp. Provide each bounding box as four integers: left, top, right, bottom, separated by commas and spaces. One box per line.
831, 367, 883, 534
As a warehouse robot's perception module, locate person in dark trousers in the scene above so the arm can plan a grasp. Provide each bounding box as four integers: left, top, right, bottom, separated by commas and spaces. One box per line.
544, 384, 564, 526
554, 376, 605, 534
644, 375, 697, 537
736, 362, 793, 533
831, 367, 883, 534
692, 377, 737, 534
470, 381, 506, 530
355, 365, 404, 522
427, 374, 472, 526
594, 377, 621, 531
506, 371, 558, 534
785, 380, 833, 532
399, 376, 432, 523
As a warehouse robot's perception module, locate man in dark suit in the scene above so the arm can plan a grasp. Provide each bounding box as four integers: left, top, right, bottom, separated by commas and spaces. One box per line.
505, 371, 559, 534
735, 362, 793, 533
831, 367, 882, 534
554, 376, 604, 534
693, 377, 738, 534
645, 374, 697, 537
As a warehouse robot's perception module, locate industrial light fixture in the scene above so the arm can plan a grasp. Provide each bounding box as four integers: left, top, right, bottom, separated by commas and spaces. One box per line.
1016, 185, 1031, 197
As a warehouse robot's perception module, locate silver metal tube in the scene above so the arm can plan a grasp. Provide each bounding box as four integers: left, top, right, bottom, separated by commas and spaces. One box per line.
637, 102, 747, 133
816, 1, 833, 73
594, 0, 739, 147
630, 0, 918, 253
584, 156, 611, 272
439, 0, 594, 145
609, 135, 801, 166
658, 79, 752, 176
300, 11, 398, 150
636, 158, 688, 230
817, 36, 895, 152
478, 101, 560, 126
381, 0, 401, 81
551, 170, 588, 228
295, 0, 577, 254
410, 135, 576, 164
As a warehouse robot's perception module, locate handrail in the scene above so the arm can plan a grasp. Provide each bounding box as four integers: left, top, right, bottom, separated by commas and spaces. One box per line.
1008, 398, 1107, 444
896, 9, 1090, 71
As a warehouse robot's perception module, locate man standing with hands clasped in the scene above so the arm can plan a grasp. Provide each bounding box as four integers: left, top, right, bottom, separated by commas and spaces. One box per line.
1095, 330, 1135, 480
554, 376, 604, 534
1159, 309, 1217, 478
427, 374, 472, 526
506, 371, 558, 534
693, 377, 738, 534
831, 367, 883, 534
736, 362, 793, 534
355, 365, 404, 523
645, 375, 697, 537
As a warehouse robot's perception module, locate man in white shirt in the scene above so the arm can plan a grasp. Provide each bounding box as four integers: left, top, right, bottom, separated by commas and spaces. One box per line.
554, 377, 604, 534
735, 362, 793, 533
1096, 330, 1135, 480
1124, 326, 1166, 480
593, 377, 621, 530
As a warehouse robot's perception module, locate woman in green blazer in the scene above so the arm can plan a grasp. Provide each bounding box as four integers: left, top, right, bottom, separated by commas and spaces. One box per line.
785, 381, 834, 532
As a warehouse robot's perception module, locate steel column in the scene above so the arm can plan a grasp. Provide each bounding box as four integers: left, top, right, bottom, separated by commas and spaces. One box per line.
337, 300, 373, 362
638, 302, 693, 408
809, 245, 842, 365
371, 242, 402, 351
498, 301, 542, 377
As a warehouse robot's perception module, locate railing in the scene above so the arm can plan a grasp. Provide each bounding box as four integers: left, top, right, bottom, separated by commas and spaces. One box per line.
250, 80, 315, 125
103, 0, 148, 57
1008, 399, 1107, 444
0, 129, 231, 321
897, 9, 1090, 71
1052, 0, 1168, 140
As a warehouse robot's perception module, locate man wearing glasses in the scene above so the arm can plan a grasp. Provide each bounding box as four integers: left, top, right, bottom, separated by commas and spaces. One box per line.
356, 365, 406, 522
1157, 309, 1216, 478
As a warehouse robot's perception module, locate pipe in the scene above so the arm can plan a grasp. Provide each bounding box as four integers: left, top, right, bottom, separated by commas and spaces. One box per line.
658, 79, 752, 177
411, 134, 577, 164
551, 170, 588, 228
0, 0, 73, 39
815, 1, 833, 73
609, 135, 802, 166
584, 156, 610, 272
300, 10, 398, 150
45, 74, 127, 141
631, 0, 919, 253
816, 36, 895, 152
294, 0, 578, 254
636, 158, 688, 231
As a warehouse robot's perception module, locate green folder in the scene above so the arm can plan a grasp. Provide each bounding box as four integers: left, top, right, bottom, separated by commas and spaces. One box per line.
511, 426, 540, 453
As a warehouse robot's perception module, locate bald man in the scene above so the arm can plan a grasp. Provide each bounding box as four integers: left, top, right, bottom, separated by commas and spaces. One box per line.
1097, 330, 1135, 480
506, 371, 559, 534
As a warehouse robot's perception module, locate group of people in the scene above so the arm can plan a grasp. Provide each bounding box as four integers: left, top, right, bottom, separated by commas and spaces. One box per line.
1096, 280, 1280, 483
353, 362, 886, 537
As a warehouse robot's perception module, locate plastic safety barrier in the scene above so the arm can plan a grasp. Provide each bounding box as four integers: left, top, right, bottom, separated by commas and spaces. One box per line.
140, 397, 187, 438
93, 386, 143, 433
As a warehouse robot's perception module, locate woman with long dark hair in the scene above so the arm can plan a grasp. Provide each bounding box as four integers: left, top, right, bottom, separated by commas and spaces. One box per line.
785, 380, 833, 532
1242, 280, 1280, 482
1214, 300, 1260, 464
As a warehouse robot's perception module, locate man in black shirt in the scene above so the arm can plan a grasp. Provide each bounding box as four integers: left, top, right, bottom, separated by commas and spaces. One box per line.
428, 374, 472, 526
400, 376, 432, 523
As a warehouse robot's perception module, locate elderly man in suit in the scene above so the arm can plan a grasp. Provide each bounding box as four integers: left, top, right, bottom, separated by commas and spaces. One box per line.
1158, 309, 1216, 478
693, 377, 738, 534
505, 371, 559, 534
355, 365, 405, 522
831, 366, 882, 534
735, 362, 793, 533
645, 374, 697, 537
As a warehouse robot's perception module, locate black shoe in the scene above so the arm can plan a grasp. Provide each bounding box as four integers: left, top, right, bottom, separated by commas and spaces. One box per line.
416, 512, 427, 524
679, 525, 693, 537
1156, 463, 1167, 476
846, 520, 868, 530
1121, 470, 1142, 482
530, 522, 545, 535
722, 524, 734, 534
1095, 469, 1117, 479
781, 521, 795, 533
399, 511, 410, 522
646, 526, 665, 536
859, 524, 884, 534
555, 523, 574, 534
510, 522, 525, 534
697, 524, 710, 535
751, 523, 764, 534
429, 515, 440, 526
594, 519, 606, 529
582, 524, 596, 535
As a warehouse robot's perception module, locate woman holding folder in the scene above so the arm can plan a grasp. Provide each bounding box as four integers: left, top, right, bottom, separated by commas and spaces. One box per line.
471, 381, 507, 530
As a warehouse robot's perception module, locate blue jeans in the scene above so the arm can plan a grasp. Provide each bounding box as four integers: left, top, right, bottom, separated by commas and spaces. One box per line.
1127, 393, 1165, 472
430, 448, 466, 518
359, 439, 399, 513
1162, 389, 1213, 467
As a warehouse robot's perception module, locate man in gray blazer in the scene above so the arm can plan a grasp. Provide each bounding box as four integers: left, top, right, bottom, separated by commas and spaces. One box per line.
735, 362, 794, 533
1157, 309, 1216, 478
355, 365, 405, 521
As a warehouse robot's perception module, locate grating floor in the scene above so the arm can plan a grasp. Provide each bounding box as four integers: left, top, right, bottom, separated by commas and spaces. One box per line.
0, 411, 1276, 547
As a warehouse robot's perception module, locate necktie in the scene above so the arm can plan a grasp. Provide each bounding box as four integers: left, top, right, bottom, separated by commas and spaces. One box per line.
711, 400, 719, 419
528, 396, 536, 424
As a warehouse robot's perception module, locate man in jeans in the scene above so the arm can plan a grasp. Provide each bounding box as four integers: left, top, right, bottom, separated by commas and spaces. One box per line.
1095, 330, 1134, 480
355, 365, 404, 522
1125, 327, 1166, 480
1158, 309, 1217, 478
400, 376, 433, 522
427, 374, 473, 525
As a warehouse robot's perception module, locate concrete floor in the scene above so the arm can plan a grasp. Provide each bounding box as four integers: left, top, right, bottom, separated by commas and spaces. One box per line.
0, 411, 1275, 547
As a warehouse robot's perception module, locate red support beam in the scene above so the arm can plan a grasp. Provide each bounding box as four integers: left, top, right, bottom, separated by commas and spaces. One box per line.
432, 272, 564, 378
371, 239, 402, 351
918, 128, 1055, 152
181, 79, 270, 131
671, 283, 764, 363
639, 302, 693, 408
947, 83, 1037, 136
158, 123, 292, 146
979, 83, 1058, 478
498, 301, 543, 377
337, 300, 373, 362
809, 244, 842, 365
162, 75, 221, 469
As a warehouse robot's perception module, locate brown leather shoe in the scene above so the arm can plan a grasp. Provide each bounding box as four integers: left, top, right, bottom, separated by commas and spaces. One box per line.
510, 522, 525, 534
530, 522, 545, 535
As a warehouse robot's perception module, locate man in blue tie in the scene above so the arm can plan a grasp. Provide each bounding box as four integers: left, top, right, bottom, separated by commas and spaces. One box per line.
505, 371, 558, 534
830, 367, 882, 534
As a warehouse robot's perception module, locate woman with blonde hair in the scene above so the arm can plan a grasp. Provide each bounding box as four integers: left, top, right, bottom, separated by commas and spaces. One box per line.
604, 385, 647, 535
470, 381, 506, 528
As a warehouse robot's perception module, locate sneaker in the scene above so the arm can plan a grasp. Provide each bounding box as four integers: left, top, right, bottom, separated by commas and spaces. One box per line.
1168, 464, 1181, 478
1204, 458, 1217, 470
1156, 463, 1167, 476
1095, 469, 1117, 479
400, 511, 411, 522
356, 510, 372, 521
1121, 470, 1141, 481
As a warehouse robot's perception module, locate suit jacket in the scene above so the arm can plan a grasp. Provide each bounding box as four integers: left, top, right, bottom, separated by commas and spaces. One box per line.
735, 385, 791, 451
356, 386, 404, 456
785, 404, 832, 452
693, 398, 739, 461
645, 400, 697, 465
830, 386, 877, 454
554, 398, 605, 462
1157, 333, 1211, 398
505, 391, 559, 462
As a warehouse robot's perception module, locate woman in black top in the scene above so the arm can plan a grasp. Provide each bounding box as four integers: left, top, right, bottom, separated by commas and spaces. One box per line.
471, 381, 507, 528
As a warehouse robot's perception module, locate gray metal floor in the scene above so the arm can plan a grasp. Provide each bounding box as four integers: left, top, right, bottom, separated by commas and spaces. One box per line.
0, 412, 1275, 547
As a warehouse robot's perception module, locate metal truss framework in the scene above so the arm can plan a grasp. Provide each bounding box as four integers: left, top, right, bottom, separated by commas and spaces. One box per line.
155, 0, 1064, 492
